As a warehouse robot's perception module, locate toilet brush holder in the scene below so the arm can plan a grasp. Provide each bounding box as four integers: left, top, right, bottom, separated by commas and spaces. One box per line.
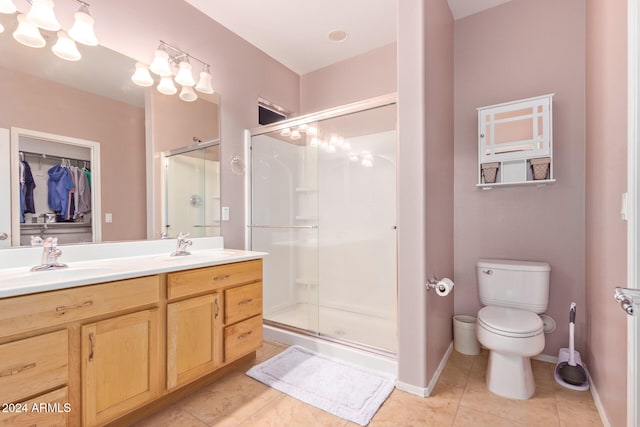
554, 348, 589, 391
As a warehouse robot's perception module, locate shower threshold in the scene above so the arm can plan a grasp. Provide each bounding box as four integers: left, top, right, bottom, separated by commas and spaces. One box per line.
263, 320, 398, 376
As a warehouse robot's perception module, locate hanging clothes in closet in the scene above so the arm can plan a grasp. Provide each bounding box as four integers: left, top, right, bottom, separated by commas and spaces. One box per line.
47, 161, 75, 221
47, 159, 92, 222
18, 152, 36, 223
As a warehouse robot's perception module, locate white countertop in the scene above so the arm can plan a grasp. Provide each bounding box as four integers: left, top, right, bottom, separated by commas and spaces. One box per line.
0, 238, 267, 298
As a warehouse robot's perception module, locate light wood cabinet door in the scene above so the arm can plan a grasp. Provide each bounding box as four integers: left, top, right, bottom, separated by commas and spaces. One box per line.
81, 309, 160, 427
167, 292, 223, 390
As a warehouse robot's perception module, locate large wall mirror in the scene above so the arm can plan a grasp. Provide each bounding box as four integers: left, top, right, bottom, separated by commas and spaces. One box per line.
0, 12, 221, 248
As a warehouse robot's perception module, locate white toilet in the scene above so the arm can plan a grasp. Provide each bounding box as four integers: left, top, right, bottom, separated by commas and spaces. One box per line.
475, 259, 550, 400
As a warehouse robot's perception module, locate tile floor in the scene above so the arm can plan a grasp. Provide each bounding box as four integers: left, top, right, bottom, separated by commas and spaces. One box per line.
134, 340, 603, 427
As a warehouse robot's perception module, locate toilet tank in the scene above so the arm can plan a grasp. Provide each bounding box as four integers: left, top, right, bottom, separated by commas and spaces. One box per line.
477, 259, 550, 313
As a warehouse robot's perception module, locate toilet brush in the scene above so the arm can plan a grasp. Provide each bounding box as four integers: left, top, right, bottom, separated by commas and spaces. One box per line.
556, 303, 588, 387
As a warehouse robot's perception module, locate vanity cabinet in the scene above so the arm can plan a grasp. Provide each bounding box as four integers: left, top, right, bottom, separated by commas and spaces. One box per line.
81, 309, 160, 426
165, 259, 263, 389
166, 293, 223, 390
0, 257, 263, 427
477, 93, 554, 188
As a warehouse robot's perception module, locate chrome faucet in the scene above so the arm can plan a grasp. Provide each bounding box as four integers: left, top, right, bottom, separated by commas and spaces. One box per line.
171, 232, 192, 256
31, 237, 68, 271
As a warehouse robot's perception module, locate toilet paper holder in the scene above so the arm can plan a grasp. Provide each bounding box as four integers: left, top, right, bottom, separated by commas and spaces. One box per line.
425, 277, 454, 295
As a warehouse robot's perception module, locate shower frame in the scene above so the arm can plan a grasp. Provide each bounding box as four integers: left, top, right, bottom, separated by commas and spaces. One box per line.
245, 93, 398, 365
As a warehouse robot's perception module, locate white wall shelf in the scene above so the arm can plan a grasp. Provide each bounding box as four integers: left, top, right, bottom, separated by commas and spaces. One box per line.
477, 94, 555, 188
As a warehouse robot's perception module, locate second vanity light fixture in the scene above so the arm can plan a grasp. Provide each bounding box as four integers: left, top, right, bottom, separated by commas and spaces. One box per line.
131, 40, 214, 102
1, 0, 98, 61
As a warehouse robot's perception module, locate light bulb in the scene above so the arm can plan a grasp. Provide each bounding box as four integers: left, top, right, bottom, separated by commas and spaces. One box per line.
13, 14, 46, 48
280, 128, 291, 137
290, 129, 301, 140
131, 62, 154, 87
341, 142, 352, 151
157, 76, 177, 95
149, 48, 172, 77
52, 30, 81, 61
68, 4, 98, 46
309, 137, 319, 147
175, 60, 195, 87
195, 67, 214, 94
26, 0, 60, 31
306, 126, 318, 136
327, 144, 337, 153
0, 22, 3, 33
0, 0, 16, 14
179, 85, 198, 102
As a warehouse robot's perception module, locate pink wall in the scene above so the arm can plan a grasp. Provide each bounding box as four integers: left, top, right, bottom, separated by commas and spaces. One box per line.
0, 67, 146, 242
299, 43, 397, 114
424, 0, 455, 381
454, 0, 586, 358
397, 0, 454, 391
585, 0, 628, 425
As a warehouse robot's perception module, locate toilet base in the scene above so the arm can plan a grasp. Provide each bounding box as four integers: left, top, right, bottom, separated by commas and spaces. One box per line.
486, 351, 535, 399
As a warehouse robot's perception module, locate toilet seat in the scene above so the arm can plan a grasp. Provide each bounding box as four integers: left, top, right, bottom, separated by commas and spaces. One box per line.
478, 306, 543, 338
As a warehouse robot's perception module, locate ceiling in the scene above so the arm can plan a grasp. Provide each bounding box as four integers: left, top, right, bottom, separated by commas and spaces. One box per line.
184, 0, 513, 76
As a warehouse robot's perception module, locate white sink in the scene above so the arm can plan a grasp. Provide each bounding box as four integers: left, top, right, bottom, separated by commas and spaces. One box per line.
0, 266, 113, 287
154, 250, 237, 262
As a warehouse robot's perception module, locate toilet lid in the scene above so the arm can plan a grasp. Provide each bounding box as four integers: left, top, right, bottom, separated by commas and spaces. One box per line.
478, 306, 543, 338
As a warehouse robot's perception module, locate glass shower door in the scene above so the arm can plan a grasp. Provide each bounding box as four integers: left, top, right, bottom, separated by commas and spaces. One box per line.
315, 104, 397, 352
164, 143, 220, 238
250, 132, 319, 333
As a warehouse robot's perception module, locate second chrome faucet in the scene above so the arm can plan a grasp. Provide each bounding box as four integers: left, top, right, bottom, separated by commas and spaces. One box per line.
171, 232, 193, 257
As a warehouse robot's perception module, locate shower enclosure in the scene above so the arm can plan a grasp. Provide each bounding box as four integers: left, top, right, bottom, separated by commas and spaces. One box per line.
248, 96, 397, 356
163, 141, 220, 238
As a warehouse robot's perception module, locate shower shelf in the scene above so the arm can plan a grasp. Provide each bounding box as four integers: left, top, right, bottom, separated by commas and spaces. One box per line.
295, 278, 319, 286
295, 187, 317, 193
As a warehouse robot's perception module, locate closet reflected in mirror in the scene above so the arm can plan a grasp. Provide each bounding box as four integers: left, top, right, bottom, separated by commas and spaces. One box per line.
10, 128, 101, 246
162, 141, 220, 239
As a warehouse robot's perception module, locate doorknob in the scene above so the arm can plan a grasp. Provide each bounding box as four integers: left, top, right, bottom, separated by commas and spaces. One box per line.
0, 232, 7, 240
614, 287, 640, 315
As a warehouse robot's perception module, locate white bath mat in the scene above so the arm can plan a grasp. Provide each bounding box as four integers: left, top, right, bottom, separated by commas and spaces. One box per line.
246, 345, 396, 426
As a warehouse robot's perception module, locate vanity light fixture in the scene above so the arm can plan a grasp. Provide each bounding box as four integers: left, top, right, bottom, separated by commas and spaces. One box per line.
195, 65, 214, 94
0, 0, 16, 14
13, 13, 46, 48
179, 85, 197, 102
0, 22, 3, 32
149, 46, 172, 77
26, 0, 60, 32
175, 58, 196, 87
131, 62, 154, 87
52, 29, 81, 60
157, 75, 177, 95
9, 0, 98, 61
134, 40, 215, 102
68, 2, 98, 46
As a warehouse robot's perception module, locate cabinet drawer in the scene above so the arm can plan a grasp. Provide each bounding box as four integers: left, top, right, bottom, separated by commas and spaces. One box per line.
224, 315, 262, 362
168, 259, 262, 300
0, 276, 160, 337
224, 282, 262, 325
0, 386, 69, 427
0, 330, 68, 404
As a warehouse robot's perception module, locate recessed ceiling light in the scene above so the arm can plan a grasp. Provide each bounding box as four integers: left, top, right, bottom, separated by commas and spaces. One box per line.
328, 30, 348, 42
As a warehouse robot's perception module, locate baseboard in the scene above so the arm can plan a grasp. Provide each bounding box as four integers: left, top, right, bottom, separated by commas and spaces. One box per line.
533, 353, 558, 364
586, 366, 612, 427
396, 341, 454, 398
